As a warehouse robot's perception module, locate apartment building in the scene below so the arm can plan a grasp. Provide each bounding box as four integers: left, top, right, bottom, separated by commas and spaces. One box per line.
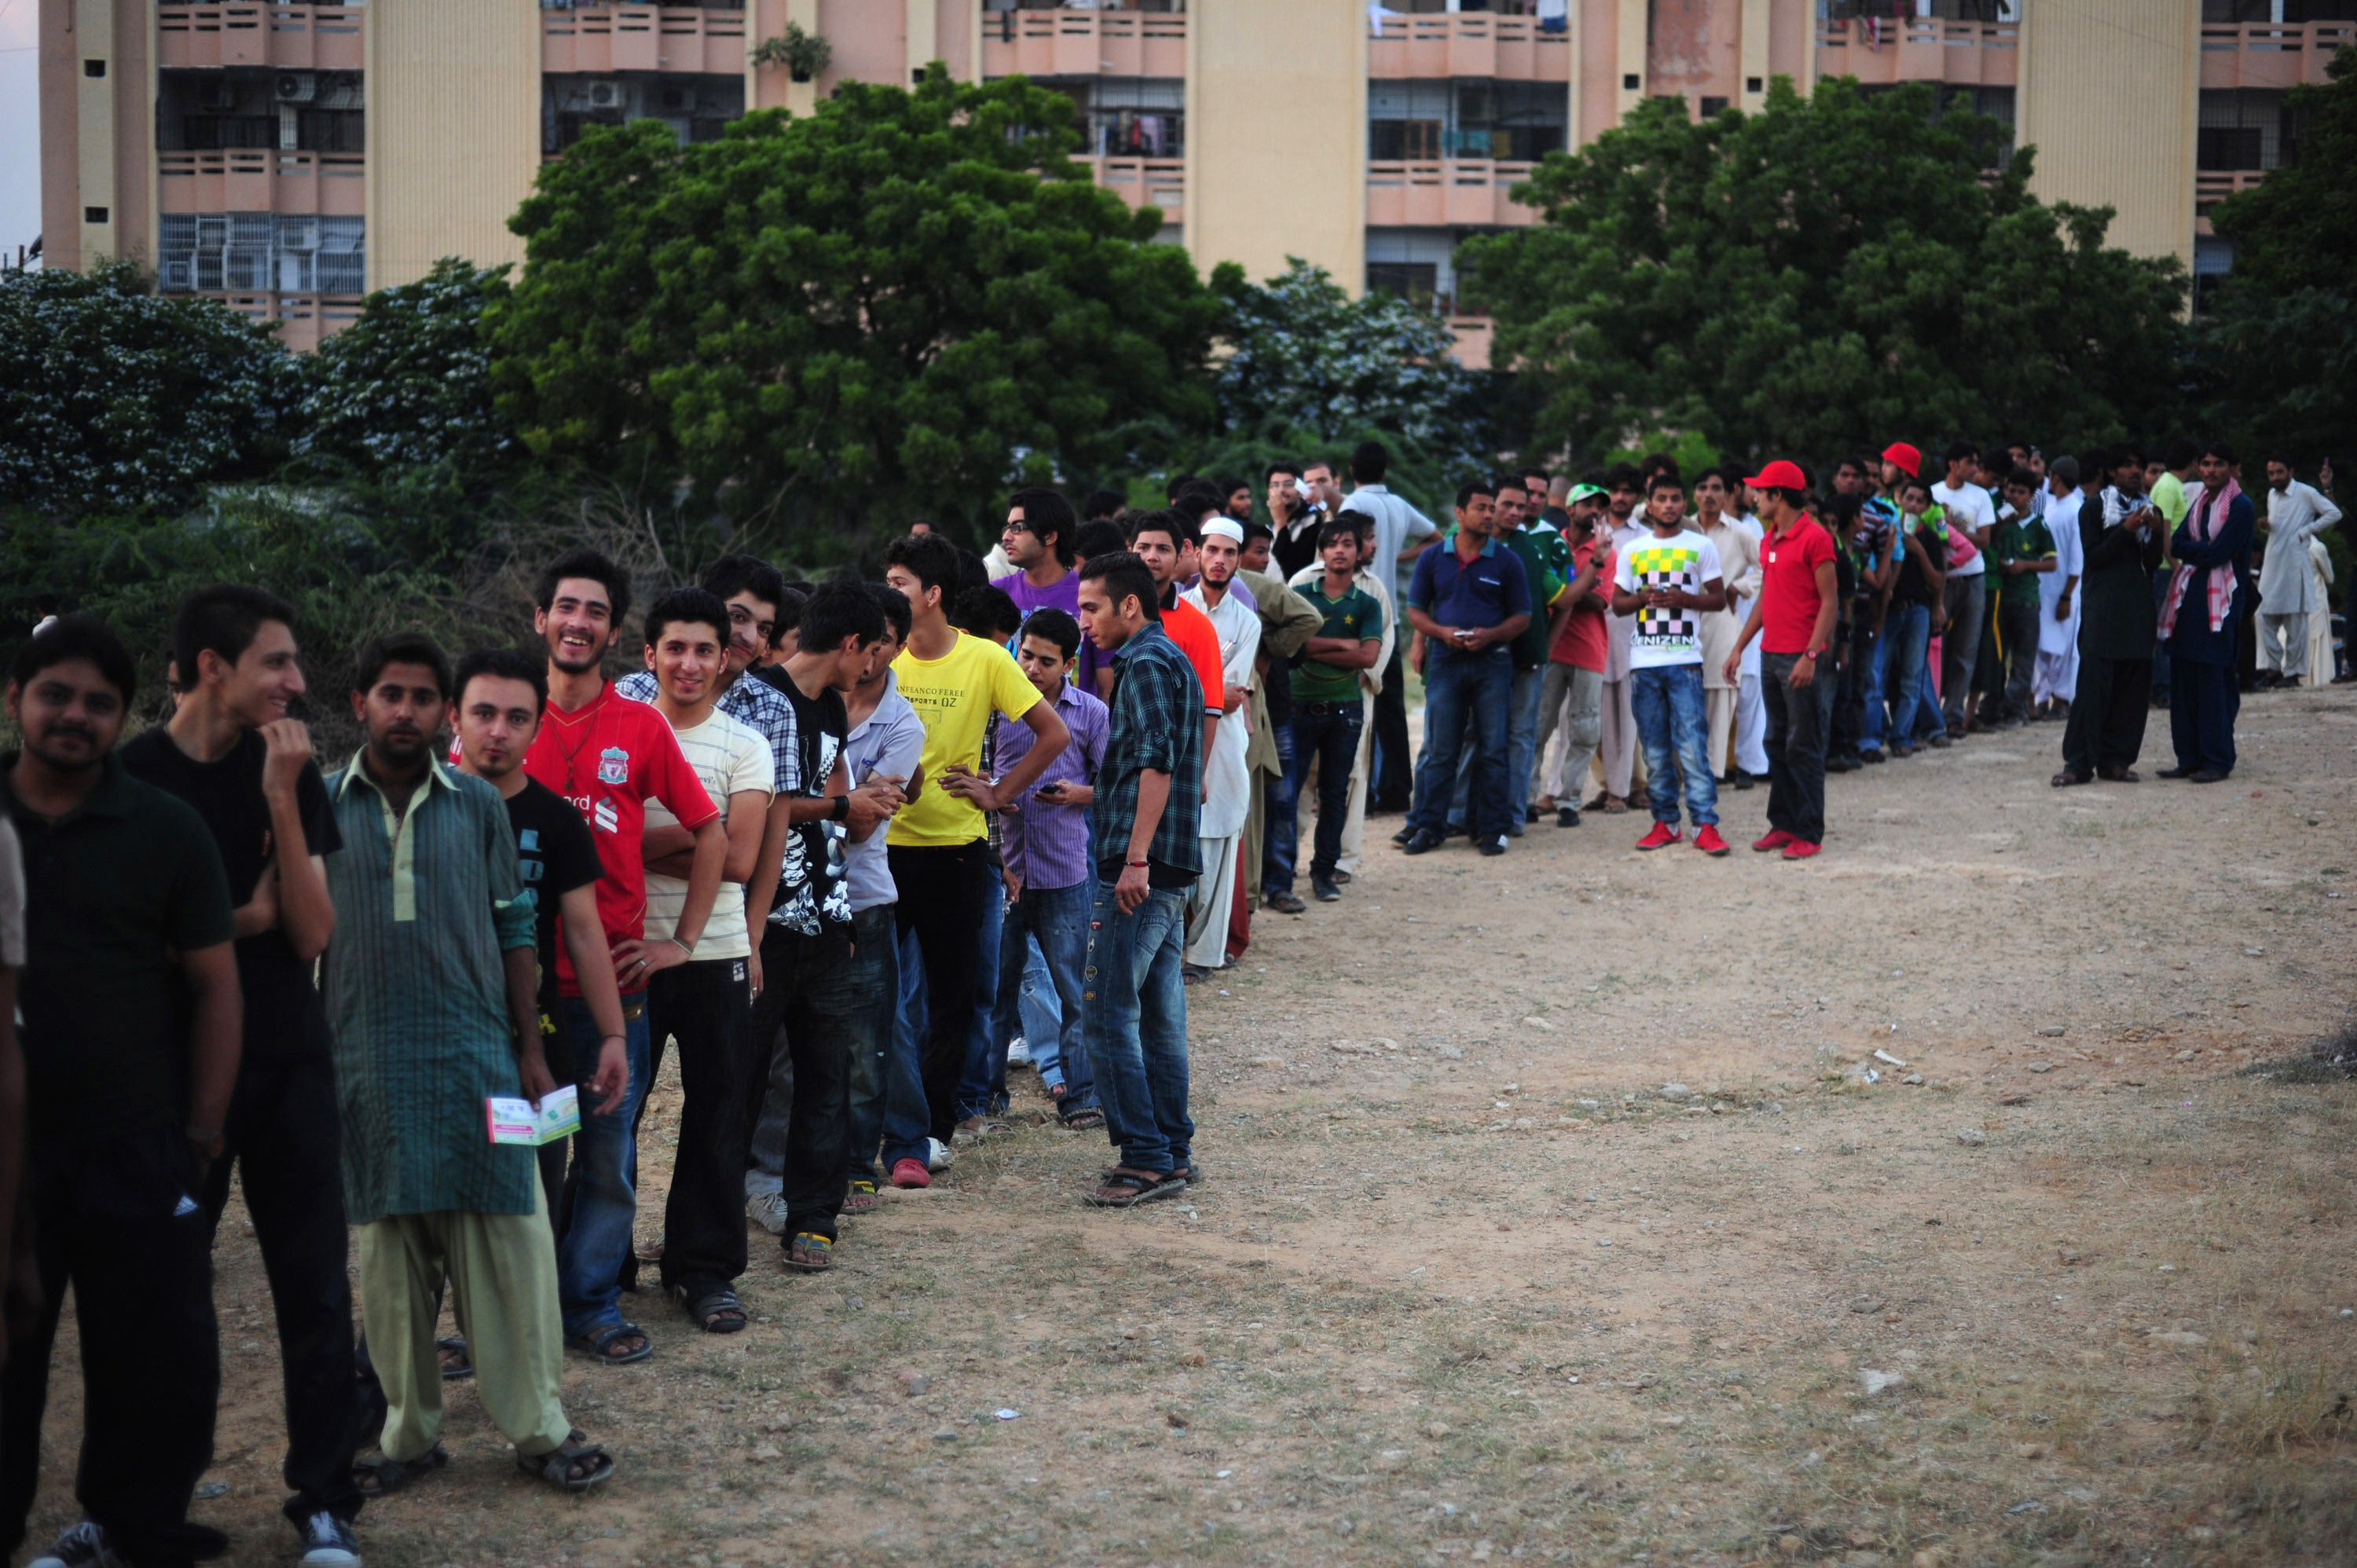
36, 1, 2354, 354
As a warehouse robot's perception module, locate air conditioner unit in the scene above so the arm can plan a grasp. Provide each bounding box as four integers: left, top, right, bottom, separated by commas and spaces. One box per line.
275, 72, 317, 104
317, 76, 363, 111
587, 81, 621, 108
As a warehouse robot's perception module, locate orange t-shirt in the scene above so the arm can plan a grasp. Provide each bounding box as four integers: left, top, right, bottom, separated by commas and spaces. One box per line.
1159, 595, 1226, 715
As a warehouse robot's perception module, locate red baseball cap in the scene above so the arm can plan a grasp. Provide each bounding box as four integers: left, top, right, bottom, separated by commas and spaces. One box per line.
1880, 441, 1922, 478
1744, 459, 1809, 493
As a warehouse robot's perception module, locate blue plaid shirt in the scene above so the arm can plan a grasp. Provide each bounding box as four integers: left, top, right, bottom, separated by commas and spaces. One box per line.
1093, 621, 1204, 881
614, 667, 797, 797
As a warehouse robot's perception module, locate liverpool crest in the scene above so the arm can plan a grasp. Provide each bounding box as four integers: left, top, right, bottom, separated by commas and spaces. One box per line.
597, 746, 629, 786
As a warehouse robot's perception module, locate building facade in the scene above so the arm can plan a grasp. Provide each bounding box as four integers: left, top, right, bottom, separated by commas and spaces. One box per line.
36, 1, 2352, 353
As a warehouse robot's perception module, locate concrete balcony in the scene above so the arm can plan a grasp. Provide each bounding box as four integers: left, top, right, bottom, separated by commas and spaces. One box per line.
2200, 21, 2357, 91
1814, 17, 2018, 89
156, 5, 366, 71
1367, 13, 1570, 83
1366, 160, 1540, 229
157, 150, 366, 217
543, 5, 750, 75
2194, 167, 2267, 235
1448, 314, 1494, 373
981, 8, 1187, 80
1076, 154, 1185, 223
213, 292, 363, 352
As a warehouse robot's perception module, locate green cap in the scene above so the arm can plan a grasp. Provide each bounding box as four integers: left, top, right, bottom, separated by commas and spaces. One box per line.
1565, 482, 1607, 504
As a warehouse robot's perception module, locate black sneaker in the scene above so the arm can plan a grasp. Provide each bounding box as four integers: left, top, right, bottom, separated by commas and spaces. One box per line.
298, 1511, 361, 1568
1524, 804, 1543, 824
1312, 877, 1342, 903
1479, 835, 1508, 857
30, 1522, 119, 1568
1860, 749, 1886, 764
1926, 734, 1951, 749
1402, 830, 1444, 855
1826, 754, 1859, 774
1390, 825, 1415, 846
1264, 890, 1306, 914
1556, 804, 1580, 827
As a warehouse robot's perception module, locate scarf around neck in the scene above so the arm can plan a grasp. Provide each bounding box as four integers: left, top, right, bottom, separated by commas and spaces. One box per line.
2158, 477, 2241, 638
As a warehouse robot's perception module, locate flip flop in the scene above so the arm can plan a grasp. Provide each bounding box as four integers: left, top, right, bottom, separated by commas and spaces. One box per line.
1083, 1168, 1187, 1208
565, 1321, 653, 1365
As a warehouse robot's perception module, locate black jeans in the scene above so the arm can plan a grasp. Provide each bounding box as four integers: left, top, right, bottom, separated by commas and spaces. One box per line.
1996, 601, 2040, 720
2, 1128, 223, 1567
1763, 650, 1837, 844
1831, 617, 1877, 760
201, 1049, 363, 1525
2062, 655, 2153, 777
637, 958, 754, 1296
1371, 642, 1413, 809
889, 840, 995, 1145
745, 922, 859, 1243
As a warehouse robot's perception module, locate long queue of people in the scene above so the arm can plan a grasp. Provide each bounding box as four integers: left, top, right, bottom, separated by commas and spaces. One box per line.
0, 432, 2337, 1568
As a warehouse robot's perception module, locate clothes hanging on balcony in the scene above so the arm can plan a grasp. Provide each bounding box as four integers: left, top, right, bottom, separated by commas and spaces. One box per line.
1537, 0, 1567, 34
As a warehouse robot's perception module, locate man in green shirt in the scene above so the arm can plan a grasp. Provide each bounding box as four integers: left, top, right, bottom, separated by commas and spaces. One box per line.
324, 632, 616, 1499
1270, 519, 1385, 906
1989, 469, 2058, 727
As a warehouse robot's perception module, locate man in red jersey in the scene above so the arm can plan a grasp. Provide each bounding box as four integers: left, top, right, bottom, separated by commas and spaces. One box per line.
525, 549, 723, 1368
1725, 462, 1840, 861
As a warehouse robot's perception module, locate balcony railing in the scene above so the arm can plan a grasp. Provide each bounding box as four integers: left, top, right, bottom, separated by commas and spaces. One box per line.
1367, 13, 1571, 83
2199, 21, 2357, 90
1075, 154, 1184, 222
2194, 167, 2269, 232
1816, 17, 2019, 87
156, 150, 367, 216
156, 5, 366, 71
543, 5, 749, 75
981, 9, 1187, 80
213, 291, 365, 353
1365, 159, 1540, 229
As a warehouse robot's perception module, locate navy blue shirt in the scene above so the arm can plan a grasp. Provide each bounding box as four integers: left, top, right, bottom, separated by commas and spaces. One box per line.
1407, 535, 1533, 661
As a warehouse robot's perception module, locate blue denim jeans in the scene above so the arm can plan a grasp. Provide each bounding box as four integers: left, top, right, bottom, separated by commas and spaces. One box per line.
1879, 602, 1939, 744
1014, 937, 1061, 1081
955, 864, 1008, 1121
838, 905, 899, 1186
555, 991, 651, 1339
1629, 663, 1717, 828
1860, 616, 1893, 753
1407, 649, 1512, 840
1083, 882, 1191, 1174
880, 926, 931, 1170
995, 880, 1094, 1112
1260, 715, 1302, 892
1270, 702, 1362, 892
1448, 665, 1541, 832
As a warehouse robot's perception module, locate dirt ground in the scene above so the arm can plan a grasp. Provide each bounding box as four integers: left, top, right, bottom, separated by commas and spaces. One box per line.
24, 682, 2357, 1566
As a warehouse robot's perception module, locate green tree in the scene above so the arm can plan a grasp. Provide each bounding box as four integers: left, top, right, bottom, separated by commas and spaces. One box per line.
1464, 79, 2188, 466
2200, 44, 2357, 463
299, 258, 515, 480
487, 67, 1220, 555
0, 262, 302, 518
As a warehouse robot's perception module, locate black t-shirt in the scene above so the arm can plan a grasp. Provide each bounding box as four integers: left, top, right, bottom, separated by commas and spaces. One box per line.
503, 776, 602, 1016
120, 727, 342, 1062
1893, 521, 1947, 609
750, 665, 852, 943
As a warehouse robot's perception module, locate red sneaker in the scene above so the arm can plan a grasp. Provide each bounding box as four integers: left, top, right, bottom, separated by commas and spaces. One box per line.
889, 1157, 932, 1189
1693, 825, 1731, 856
1751, 829, 1795, 852
1635, 821, 1681, 851
1781, 839, 1821, 861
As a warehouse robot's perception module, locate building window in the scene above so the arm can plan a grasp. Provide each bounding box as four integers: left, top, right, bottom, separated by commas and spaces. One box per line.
2203, 2, 2357, 21
544, 73, 746, 154
156, 211, 367, 295
83, 206, 109, 224
158, 70, 365, 154
1699, 97, 1729, 119
1367, 262, 1440, 306
1043, 76, 1185, 159
1746, 75, 1763, 94
1370, 79, 1565, 162
82, 59, 106, 79
1622, 73, 1640, 90
2199, 88, 2293, 170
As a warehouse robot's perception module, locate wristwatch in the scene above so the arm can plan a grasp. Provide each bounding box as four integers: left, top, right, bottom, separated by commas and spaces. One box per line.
830, 793, 850, 822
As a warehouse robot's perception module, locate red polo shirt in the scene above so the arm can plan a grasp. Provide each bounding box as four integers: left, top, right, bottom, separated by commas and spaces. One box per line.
1758, 515, 1837, 655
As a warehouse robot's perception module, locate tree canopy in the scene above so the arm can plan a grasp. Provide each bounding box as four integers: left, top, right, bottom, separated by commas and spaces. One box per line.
487, 66, 1220, 551
1464, 79, 2188, 465
0, 262, 303, 517
299, 258, 515, 481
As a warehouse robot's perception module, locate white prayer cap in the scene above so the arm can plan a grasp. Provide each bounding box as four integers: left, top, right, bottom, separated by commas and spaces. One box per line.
1200, 518, 1246, 544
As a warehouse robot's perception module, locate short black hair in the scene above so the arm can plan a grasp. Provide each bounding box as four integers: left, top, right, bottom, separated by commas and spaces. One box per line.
1349, 439, 1389, 484
1692, 466, 1733, 493
1008, 486, 1079, 568
12, 614, 136, 705
953, 585, 1023, 641
643, 587, 731, 650
1761, 486, 1808, 511
2163, 438, 2199, 470
1215, 474, 1248, 500
1127, 507, 1197, 551
866, 581, 911, 644
2266, 451, 2293, 471
1897, 475, 1931, 501
1315, 516, 1360, 548
2003, 467, 2039, 491
1076, 517, 1128, 561
2109, 443, 2147, 473
801, 581, 889, 652
1243, 518, 1274, 548
1263, 460, 1302, 484
1163, 473, 1200, 504
700, 553, 786, 617
453, 647, 548, 714
1493, 473, 1530, 497
172, 584, 296, 687
1945, 439, 1978, 466
1646, 471, 1684, 496
535, 548, 630, 629
353, 632, 451, 699
1077, 551, 1161, 623
884, 533, 962, 601
1640, 451, 1681, 483
1605, 463, 1642, 492
1171, 484, 1226, 525
1980, 445, 2014, 474
1336, 505, 1375, 544
1455, 481, 1494, 510
1820, 492, 1863, 526
2204, 440, 2238, 465
1019, 606, 1081, 661
772, 584, 810, 637
1082, 488, 1126, 522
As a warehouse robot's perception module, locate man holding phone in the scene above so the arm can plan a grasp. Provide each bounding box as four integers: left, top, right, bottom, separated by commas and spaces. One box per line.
2056, 445, 2164, 786
1400, 481, 1531, 857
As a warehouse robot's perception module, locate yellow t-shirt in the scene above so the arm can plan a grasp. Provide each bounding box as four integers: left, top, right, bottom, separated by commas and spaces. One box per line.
887, 632, 1043, 848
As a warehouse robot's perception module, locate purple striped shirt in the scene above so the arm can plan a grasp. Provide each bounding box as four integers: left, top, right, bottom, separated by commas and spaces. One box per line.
996, 677, 1109, 892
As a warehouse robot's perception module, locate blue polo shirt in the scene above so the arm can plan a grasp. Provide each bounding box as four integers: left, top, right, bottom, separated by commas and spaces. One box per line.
1407, 535, 1532, 661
